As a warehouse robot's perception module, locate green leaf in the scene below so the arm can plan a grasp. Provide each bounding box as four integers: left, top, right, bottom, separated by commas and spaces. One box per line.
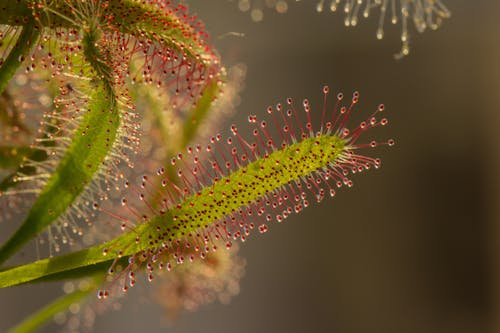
0, 220, 151, 288
0, 82, 120, 265
0, 0, 222, 270
1, 0, 213, 64
0, 148, 47, 193
0, 134, 348, 287
7, 282, 97, 333
181, 79, 220, 148
0, 29, 121, 265
0, 22, 40, 95
147, 79, 221, 191
0, 76, 71, 194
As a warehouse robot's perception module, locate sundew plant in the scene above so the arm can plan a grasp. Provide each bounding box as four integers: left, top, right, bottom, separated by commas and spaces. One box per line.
0, 1, 448, 332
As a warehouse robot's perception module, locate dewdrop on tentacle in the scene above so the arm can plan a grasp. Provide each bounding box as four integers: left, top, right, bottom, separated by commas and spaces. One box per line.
315, 0, 451, 58
94, 86, 393, 296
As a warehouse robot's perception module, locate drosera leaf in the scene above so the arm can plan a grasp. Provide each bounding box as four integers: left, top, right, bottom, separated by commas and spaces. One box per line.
0, 81, 120, 265
1, 0, 211, 61
0, 211, 183, 288
0, 76, 66, 195
155, 64, 245, 188
2, 0, 223, 109
128, 67, 226, 200
0, 148, 48, 203
104, 0, 212, 60
7, 279, 99, 333
0, 221, 148, 288
0, 21, 40, 95
0, 87, 394, 290
181, 79, 221, 148
0, 28, 124, 265
161, 78, 221, 188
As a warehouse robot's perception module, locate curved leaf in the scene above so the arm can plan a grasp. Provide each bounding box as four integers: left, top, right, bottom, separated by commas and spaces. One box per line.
0, 22, 40, 95
7, 282, 97, 333
0, 30, 120, 265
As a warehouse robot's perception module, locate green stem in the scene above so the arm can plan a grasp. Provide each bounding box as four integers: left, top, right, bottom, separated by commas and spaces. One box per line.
0, 219, 153, 288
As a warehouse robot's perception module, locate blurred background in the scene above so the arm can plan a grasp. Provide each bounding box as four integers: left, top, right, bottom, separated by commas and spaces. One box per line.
1, 0, 500, 332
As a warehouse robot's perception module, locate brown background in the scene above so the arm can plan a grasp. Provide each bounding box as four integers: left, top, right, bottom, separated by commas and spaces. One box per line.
1, 1, 500, 332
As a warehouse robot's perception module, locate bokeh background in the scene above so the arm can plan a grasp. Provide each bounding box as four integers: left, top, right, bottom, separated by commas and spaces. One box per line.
1, 0, 500, 332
